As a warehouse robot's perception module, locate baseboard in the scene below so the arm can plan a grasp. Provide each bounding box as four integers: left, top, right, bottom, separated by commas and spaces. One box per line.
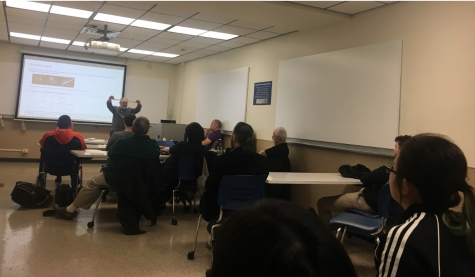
0, 158, 104, 164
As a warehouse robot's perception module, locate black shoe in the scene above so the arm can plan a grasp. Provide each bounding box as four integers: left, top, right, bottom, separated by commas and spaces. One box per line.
55, 176, 62, 183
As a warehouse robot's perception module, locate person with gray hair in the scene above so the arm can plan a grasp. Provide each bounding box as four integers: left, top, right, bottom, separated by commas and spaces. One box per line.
54, 116, 162, 221
202, 119, 223, 148
259, 127, 291, 172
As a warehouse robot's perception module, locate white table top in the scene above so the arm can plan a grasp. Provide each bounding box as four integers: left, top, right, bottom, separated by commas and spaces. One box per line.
86, 144, 107, 150
84, 139, 108, 145
70, 150, 170, 161
266, 172, 362, 185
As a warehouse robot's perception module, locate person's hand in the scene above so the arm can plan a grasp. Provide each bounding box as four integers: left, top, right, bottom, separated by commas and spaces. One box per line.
136, 100, 141, 104
259, 150, 265, 155
108, 95, 114, 101
159, 145, 165, 149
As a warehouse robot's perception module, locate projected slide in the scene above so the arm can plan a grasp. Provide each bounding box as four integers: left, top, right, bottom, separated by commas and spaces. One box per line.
16, 54, 126, 124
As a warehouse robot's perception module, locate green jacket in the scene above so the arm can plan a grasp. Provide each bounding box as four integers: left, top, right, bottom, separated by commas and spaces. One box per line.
103, 135, 161, 188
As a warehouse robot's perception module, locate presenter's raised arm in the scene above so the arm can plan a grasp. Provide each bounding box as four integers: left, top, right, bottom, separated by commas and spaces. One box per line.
131, 100, 142, 114
107, 96, 116, 114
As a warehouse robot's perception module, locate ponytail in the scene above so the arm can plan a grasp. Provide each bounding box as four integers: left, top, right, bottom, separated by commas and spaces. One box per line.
442, 182, 475, 256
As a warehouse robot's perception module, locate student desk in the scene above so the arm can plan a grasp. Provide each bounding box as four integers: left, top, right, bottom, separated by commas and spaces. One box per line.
266, 173, 362, 185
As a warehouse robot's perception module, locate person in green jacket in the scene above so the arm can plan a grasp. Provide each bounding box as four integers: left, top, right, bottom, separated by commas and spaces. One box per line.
54, 116, 162, 220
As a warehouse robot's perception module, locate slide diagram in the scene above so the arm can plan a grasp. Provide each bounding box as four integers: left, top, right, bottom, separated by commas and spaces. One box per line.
32, 74, 75, 88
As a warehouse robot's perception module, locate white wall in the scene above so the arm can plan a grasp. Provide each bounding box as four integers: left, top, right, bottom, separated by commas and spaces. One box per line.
176, 1, 475, 167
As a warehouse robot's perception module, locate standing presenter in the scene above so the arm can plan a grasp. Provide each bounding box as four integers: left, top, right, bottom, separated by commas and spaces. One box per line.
107, 95, 142, 136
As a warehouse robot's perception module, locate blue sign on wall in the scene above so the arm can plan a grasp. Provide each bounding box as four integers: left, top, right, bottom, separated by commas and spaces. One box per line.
253, 81, 272, 105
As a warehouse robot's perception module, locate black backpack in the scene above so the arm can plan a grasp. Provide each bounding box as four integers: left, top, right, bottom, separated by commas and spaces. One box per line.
11, 181, 52, 208
338, 164, 371, 179
55, 184, 74, 207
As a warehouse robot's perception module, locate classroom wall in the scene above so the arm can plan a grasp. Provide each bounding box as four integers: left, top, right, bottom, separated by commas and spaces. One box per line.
0, 41, 177, 159
180, 1, 475, 207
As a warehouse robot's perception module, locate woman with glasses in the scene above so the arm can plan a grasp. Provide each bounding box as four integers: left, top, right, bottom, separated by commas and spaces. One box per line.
376, 134, 475, 277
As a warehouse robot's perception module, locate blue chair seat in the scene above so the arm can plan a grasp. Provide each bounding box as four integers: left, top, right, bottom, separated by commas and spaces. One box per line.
329, 212, 382, 237
345, 208, 379, 219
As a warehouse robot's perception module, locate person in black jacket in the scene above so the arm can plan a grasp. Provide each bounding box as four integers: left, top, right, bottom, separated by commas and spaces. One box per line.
259, 127, 291, 172
317, 135, 411, 228
199, 122, 269, 223
376, 134, 475, 277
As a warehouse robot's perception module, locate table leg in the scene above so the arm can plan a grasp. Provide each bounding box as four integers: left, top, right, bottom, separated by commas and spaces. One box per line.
71, 157, 80, 198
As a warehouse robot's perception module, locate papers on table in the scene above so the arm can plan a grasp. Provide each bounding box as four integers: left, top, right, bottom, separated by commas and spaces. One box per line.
84, 150, 107, 155
85, 138, 106, 144
86, 144, 107, 149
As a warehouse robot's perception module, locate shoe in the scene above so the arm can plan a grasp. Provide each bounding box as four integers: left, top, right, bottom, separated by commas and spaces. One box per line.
206, 241, 212, 250
55, 176, 62, 183
53, 204, 77, 220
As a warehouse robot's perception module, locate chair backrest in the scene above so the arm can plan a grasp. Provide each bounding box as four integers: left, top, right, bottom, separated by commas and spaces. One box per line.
177, 155, 202, 181
42, 143, 76, 168
157, 141, 175, 147
217, 174, 268, 210
377, 182, 392, 218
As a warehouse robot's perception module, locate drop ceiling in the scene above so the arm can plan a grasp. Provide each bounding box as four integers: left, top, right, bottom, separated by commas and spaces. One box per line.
0, 1, 397, 64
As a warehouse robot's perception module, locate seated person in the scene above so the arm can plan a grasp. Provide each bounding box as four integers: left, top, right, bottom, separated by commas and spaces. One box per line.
39, 115, 86, 184
53, 117, 162, 220
259, 127, 291, 172
199, 122, 269, 224
317, 135, 411, 228
376, 134, 475, 276
106, 113, 136, 151
210, 199, 357, 277
202, 119, 222, 148
163, 122, 209, 186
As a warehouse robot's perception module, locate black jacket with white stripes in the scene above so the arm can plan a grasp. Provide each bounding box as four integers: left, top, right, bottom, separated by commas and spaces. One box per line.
376, 203, 475, 277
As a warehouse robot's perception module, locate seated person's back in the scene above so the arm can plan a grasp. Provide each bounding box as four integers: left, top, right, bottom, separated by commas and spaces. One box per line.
106, 113, 136, 151
259, 127, 291, 172
200, 122, 269, 221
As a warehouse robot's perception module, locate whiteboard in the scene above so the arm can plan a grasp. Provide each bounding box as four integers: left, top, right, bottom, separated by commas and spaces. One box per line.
0, 61, 21, 116
195, 67, 249, 131
276, 40, 402, 149
124, 75, 169, 125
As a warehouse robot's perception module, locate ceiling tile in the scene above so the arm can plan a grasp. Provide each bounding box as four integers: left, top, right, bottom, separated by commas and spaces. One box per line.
187, 36, 221, 45
229, 20, 270, 30
7, 16, 45, 27
231, 36, 260, 44
88, 20, 127, 32
264, 26, 297, 34
6, 7, 48, 21
141, 56, 170, 62
246, 31, 281, 40
110, 37, 144, 48
0, 33, 9, 42
139, 12, 187, 25
48, 14, 89, 26
174, 40, 209, 49
10, 37, 40, 46
118, 52, 151, 59
45, 21, 84, 32
39, 41, 69, 50
150, 3, 198, 18
206, 45, 231, 52
53, 1, 102, 11
164, 59, 184, 64
190, 13, 235, 24
107, 1, 156, 11
147, 36, 182, 45
193, 49, 218, 56
292, 1, 344, 9
160, 46, 200, 55
0, 26, 7, 33
133, 42, 168, 52
68, 45, 94, 53
43, 28, 78, 40
121, 26, 162, 37
217, 41, 245, 49
212, 25, 256, 36
178, 19, 222, 31
328, 1, 385, 15
117, 31, 154, 41
8, 22, 44, 35
156, 32, 194, 41
98, 4, 145, 18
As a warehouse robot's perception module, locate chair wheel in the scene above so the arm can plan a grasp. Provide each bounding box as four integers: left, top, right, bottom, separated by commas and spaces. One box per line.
193, 208, 199, 214
171, 219, 177, 225
87, 221, 94, 228
187, 251, 195, 260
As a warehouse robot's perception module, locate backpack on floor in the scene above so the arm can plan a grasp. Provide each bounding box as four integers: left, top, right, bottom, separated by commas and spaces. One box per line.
11, 181, 52, 208
55, 184, 74, 207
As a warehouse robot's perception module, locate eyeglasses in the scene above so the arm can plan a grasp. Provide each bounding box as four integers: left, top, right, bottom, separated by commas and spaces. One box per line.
384, 163, 398, 174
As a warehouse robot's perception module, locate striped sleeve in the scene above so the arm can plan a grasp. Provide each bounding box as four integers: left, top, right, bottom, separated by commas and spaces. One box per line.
378, 212, 426, 277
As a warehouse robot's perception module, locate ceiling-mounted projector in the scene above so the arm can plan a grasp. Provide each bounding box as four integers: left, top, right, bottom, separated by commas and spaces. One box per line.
81, 24, 121, 52
87, 41, 120, 51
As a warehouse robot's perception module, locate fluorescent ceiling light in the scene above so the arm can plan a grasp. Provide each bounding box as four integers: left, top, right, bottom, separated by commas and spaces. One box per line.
10, 32, 41, 40
131, 20, 171, 31
6, 1, 50, 13
168, 26, 207, 36
94, 13, 135, 25
152, 52, 179, 58
127, 49, 154, 55
200, 31, 238, 40
119, 47, 128, 52
50, 5, 93, 19
72, 41, 85, 46
41, 36, 71, 44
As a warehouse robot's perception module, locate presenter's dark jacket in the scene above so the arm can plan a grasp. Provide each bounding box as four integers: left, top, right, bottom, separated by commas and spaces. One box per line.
264, 143, 291, 172
103, 135, 161, 189
39, 129, 86, 150
199, 147, 269, 221
375, 203, 475, 277
107, 101, 142, 134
